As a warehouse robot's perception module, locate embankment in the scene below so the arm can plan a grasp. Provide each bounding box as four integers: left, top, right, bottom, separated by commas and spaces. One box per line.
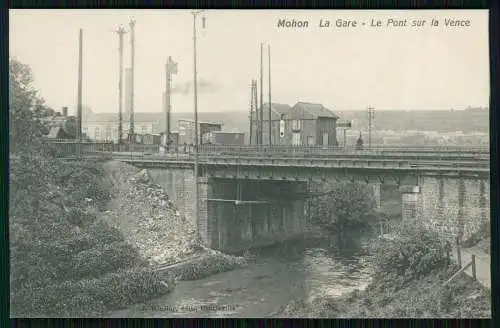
274, 221, 491, 318
100, 161, 247, 281
10, 156, 173, 317
10, 157, 245, 317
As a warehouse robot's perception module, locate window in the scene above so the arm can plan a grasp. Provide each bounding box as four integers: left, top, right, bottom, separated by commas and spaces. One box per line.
105, 126, 112, 140
112, 127, 118, 140
292, 133, 301, 146
291, 120, 301, 131
94, 127, 100, 139
141, 125, 148, 134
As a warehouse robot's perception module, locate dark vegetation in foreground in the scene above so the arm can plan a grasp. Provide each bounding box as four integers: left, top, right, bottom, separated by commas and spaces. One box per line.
277, 221, 491, 318
9, 58, 246, 316
10, 156, 173, 317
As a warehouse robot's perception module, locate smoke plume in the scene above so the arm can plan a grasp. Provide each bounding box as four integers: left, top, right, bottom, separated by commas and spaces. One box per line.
172, 79, 218, 95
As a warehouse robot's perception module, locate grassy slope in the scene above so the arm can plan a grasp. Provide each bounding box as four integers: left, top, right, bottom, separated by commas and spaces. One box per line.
9, 156, 172, 317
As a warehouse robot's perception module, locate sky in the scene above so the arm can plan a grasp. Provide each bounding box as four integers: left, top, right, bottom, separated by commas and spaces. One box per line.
9, 9, 490, 115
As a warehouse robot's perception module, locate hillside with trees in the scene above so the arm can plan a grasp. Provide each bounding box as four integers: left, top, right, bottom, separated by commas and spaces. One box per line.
9, 58, 171, 317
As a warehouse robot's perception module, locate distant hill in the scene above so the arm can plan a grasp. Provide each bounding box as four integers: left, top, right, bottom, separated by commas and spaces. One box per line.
170, 109, 489, 134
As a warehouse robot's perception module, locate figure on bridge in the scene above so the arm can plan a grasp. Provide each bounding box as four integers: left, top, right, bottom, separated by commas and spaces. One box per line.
356, 131, 364, 150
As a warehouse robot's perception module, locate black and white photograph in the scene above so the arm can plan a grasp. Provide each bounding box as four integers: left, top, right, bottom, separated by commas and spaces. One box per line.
9, 9, 490, 318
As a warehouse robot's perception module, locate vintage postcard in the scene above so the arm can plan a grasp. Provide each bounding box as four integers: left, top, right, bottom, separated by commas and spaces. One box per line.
9, 9, 490, 318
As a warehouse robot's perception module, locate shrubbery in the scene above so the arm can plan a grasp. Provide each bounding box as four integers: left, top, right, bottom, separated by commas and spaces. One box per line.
9, 58, 175, 317
9, 156, 161, 316
309, 182, 377, 234
11, 268, 173, 317
372, 220, 449, 289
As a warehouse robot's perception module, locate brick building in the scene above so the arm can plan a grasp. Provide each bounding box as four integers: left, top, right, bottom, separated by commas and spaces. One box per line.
251, 102, 340, 146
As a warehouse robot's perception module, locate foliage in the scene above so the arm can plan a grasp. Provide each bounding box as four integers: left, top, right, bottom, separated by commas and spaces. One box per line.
309, 182, 377, 233
9, 58, 56, 154
10, 267, 173, 317
63, 116, 77, 139
372, 220, 449, 289
9, 59, 173, 317
462, 219, 490, 248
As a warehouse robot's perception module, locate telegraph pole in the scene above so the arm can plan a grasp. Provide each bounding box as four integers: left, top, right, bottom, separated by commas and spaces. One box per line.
367, 106, 375, 149
129, 19, 136, 135
268, 44, 272, 145
165, 56, 177, 149
165, 62, 171, 145
116, 26, 127, 143
192, 10, 205, 241
77, 29, 83, 157
249, 80, 254, 145
259, 43, 264, 145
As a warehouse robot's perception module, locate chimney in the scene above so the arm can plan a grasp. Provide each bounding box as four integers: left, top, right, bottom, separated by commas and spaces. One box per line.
124, 67, 132, 123
62, 106, 68, 117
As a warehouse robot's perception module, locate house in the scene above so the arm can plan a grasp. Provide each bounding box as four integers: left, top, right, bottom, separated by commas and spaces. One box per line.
177, 119, 223, 145
250, 102, 291, 145
45, 126, 71, 139
251, 102, 339, 146
81, 106, 240, 142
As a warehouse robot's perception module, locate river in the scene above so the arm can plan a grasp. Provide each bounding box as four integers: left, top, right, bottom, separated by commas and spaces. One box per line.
107, 231, 376, 318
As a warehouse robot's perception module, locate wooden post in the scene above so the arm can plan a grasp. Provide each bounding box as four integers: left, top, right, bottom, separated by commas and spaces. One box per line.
456, 236, 462, 267
471, 254, 476, 280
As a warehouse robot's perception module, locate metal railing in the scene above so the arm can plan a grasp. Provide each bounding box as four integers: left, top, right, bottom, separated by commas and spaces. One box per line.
41, 139, 490, 164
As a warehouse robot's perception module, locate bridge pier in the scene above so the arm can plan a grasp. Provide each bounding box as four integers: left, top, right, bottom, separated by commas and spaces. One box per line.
370, 183, 381, 211
400, 185, 421, 221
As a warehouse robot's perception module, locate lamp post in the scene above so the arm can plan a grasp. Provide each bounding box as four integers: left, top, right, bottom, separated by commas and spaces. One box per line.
192, 9, 206, 242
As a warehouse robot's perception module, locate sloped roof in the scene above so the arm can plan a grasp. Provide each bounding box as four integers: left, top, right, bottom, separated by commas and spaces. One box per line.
251, 103, 291, 121
47, 126, 63, 139
292, 102, 340, 119
266, 103, 292, 115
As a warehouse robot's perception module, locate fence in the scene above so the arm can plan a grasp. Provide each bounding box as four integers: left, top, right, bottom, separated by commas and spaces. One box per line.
377, 221, 490, 288
444, 237, 490, 289
41, 139, 490, 166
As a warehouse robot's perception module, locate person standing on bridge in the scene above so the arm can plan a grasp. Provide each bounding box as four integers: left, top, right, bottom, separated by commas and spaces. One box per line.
356, 131, 364, 150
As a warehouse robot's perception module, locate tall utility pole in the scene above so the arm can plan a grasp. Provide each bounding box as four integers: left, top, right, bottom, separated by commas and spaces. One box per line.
116, 26, 127, 143
165, 56, 177, 148
77, 29, 83, 157
259, 43, 264, 145
129, 19, 136, 135
268, 44, 272, 145
192, 9, 205, 241
249, 80, 255, 145
252, 80, 259, 144
367, 106, 375, 149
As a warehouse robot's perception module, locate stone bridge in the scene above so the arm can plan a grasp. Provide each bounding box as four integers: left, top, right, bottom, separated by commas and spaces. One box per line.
130, 156, 489, 253
44, 140, 490, 252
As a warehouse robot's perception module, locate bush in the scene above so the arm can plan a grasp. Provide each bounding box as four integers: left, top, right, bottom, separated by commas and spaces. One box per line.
70, 241, 142, 280
10, 267, 173, 317
372, 220, 449, 287
309, 182, 377, 233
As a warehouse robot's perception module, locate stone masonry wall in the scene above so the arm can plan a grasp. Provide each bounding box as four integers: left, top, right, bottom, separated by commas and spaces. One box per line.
418, 176, 490, 243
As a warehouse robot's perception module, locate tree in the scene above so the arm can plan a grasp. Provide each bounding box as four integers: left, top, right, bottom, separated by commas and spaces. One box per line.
309, 182, 377, 238
9, 58, 55, 154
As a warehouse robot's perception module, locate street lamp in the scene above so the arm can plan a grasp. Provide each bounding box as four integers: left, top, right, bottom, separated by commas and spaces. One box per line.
192, 9, 206, 242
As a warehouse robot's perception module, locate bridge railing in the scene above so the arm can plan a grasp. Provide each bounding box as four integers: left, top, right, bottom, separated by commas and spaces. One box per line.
197, 144, 489, 158
41, 139, 160, 158
41, 139, 490, 162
